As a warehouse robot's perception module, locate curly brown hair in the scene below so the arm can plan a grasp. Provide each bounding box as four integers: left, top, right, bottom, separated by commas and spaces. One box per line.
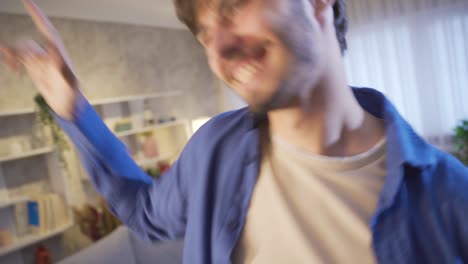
173, 0, 348, 54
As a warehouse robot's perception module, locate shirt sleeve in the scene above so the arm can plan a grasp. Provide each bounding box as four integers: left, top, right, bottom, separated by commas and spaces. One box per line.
453, 165, 468, 261
55, 93, 187, 241
441, 155, 468, 261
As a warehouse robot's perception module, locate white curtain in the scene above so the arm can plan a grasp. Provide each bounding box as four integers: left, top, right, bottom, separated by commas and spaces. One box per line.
345, 0, 468, 151
219, 0, 468, 151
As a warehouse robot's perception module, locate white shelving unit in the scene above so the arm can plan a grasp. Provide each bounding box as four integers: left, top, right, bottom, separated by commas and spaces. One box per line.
135, 153, 175, 167
0, 111, 73, 263
77, 91, 191, 182
0, 147, 54, 163
0, 108, 35, 118
0, 90, 189, 262
115, 120, 187, 138
0, 222, 73, 257
0, 91, 182, 118
0, 197, 28, 210
81, 152, 177, 181
90, 91, 182, 106
75, 91, 191, 200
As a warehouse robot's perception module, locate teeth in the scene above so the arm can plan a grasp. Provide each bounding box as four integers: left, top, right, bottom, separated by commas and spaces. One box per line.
234, 63, 258, 84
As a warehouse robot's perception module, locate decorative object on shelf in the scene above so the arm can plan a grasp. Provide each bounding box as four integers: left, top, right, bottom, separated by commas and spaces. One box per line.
8, 141, 23, 156
0, 229, 13, 248
34, 94, 69, 167
145, 167, 161, 178
158, 161, 171, 174
144, 161, 172, 179
73, 200, 121, 242
35, 244, 52, 264
73, 204, 101, 242
129, 100, 145, 129
158, 115, 176, 124
31, 118, 52, 150
98, 197, 121, 237
7, 138, 32, 156
139, 131, 159, 159
114, 118, 132, 133
143, 101, 155, 126
453, 119, 468, 165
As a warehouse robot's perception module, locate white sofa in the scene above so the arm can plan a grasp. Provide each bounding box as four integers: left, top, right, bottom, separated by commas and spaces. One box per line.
59, 226, 183, 264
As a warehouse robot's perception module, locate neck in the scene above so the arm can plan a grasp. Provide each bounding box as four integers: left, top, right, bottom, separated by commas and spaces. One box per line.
267, 49, 385, 157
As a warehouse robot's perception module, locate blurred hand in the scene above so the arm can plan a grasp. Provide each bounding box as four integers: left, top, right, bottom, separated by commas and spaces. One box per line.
0, 0, 78, 120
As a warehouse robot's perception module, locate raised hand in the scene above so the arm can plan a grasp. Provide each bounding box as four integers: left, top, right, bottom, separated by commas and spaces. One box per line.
0, 0, 78, 120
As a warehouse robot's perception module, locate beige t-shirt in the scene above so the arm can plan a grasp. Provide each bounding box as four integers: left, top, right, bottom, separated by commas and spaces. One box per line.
232, 135, 387, 264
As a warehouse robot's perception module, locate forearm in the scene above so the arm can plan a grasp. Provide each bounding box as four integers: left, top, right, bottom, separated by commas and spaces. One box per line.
55, 93, 152, 221
54, 93, 187, 240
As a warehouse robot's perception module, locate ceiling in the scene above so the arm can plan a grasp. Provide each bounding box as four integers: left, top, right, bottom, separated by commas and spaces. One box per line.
0, 0, 186, 30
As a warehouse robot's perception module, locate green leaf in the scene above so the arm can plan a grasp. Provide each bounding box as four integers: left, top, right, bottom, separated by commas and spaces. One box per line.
453, 119, 468, 165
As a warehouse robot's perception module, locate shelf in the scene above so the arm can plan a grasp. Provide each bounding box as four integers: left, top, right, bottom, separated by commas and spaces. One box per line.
115, 120, 186, 138
0, 108, 35, 118
90, 91, 182, 106
0, 196, 28, 209
0, 147, 55, 163
0, 91, 181, 117
0, 222, 73, 257
136, 153, 174, 167
81, 153, 173, 182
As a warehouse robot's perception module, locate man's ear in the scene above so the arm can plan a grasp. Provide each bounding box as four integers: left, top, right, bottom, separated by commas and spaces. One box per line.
314, 0, 335, 27
315, 0, 335, 11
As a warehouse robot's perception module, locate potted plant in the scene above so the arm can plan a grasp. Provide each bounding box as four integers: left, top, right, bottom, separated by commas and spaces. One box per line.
34, 94, 69, 167
453, 119, 468, 165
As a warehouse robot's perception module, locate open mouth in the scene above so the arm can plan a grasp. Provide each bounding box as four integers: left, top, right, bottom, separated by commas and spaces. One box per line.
229, 44, 268, 87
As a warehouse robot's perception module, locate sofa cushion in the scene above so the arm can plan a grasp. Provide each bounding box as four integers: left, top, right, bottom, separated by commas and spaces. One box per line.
129, 231, 184, 264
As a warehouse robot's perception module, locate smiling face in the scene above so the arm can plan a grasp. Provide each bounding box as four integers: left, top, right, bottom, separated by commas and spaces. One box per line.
195, 0, 329, 113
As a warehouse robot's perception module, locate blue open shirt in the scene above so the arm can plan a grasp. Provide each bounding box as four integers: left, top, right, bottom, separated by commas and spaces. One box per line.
57, 87, 468, 263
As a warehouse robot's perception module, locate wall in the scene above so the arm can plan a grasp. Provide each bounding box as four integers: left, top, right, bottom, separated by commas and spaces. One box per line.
0, 12, 219, 204
0, 13, 218, 118
219, 82, 247, 112
0, 13, 219, 261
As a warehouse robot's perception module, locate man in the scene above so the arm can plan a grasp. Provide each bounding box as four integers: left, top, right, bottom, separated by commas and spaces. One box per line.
1, 0, 467, 263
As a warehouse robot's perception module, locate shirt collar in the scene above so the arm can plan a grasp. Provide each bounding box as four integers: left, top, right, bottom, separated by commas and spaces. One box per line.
247, 86, 437, 168
246, 87, 438, 212
352, 87, 437, 169
244, 87, 436, 214
353, 87, 438, 214
244, 87, 435, 169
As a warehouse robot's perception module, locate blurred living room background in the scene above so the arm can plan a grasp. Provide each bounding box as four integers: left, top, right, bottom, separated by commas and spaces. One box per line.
0, 0, 467, 263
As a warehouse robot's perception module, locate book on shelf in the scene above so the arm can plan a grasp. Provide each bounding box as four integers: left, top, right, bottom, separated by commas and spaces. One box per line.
0, 168, 6, 201
14, 202, 29, 237
26, 194, 68, 235
0, 190, 7, 202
